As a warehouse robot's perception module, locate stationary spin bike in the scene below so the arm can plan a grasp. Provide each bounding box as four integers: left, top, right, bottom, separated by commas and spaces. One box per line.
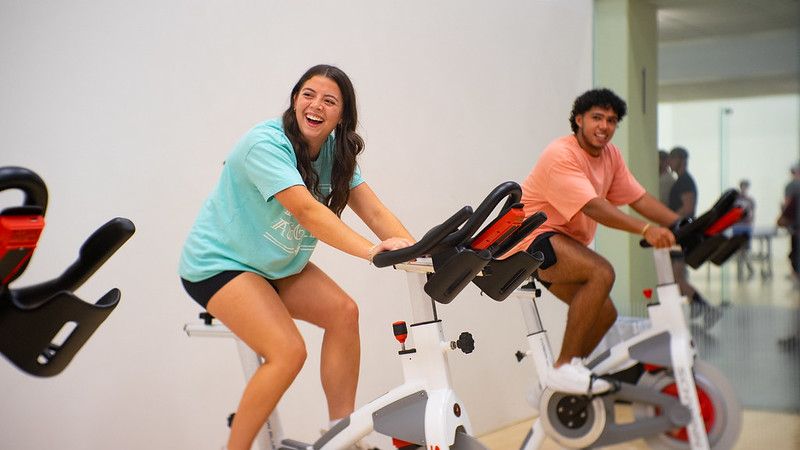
510, 190, 747, 450
184, 181, 546, 450
0, 166, 135, 377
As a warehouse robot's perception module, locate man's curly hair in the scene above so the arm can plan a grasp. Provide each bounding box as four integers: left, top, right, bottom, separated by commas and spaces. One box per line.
569, 88, 627, 133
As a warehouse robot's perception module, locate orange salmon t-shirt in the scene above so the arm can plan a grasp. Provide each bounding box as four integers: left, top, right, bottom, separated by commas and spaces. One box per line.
512, 134, 645, 251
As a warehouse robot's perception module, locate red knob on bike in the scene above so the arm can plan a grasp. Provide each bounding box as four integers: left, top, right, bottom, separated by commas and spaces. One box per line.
392, 321, 408, 344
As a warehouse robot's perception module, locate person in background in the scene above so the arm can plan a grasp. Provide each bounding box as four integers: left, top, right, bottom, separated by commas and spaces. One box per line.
778, 165, 800, 349
667, 146, 722, 328
732, 179, 755, 280
658, 149, 675, 206
179, 64, 414, 450
780, 163, 800, 280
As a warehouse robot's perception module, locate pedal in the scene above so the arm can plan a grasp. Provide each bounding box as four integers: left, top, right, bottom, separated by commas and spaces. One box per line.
552, 394, 593, 429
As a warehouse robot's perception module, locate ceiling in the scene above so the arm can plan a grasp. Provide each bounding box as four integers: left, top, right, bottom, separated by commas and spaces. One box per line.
649, 0, 800, 102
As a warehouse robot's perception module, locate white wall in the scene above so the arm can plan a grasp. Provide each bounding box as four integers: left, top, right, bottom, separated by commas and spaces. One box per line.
0, 1, 593, 448
658, 94, 800, 229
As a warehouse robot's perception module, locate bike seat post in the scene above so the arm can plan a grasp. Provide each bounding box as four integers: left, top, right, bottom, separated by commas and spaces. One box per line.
653, 248, 676, 285
184, 321, 284, 450
394, 260, 464, 391
521, 295, 545, 335
512, 288, 556, 386
396, 261, 438, 324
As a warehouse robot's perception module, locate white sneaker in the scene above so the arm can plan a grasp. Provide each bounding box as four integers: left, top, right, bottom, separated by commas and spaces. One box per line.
543, 358, 611, 395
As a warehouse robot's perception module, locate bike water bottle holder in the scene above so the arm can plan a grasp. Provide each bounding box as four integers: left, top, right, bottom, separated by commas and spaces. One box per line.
0, 166, 135, 377
373, 181, 548, 305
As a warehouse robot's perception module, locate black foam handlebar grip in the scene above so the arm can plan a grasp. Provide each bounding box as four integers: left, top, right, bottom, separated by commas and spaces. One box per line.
372, 206, 472, 268
0, 166, 48, 214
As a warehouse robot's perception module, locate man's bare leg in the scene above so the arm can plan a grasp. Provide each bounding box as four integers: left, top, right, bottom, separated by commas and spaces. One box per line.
534, 234, 617, 393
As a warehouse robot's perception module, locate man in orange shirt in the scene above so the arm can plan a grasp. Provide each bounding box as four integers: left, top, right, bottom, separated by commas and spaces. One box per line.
514, 88, 681, 395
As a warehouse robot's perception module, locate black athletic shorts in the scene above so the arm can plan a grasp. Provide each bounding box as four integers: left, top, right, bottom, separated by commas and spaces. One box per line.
527, 231, 559, 289
181, 271, 278, 309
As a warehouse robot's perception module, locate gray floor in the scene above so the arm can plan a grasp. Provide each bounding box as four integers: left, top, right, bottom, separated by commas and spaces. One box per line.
688, 236, 800, 414
692, 304, 800, 413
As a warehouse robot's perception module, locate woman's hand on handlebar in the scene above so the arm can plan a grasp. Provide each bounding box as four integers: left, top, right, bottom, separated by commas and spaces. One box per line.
368, 237, 416, 264
642, 225, 676, 249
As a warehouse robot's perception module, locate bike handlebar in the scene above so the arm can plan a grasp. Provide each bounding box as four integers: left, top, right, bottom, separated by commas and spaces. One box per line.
372, 206, 472, 268
640, 189, 740, 249
371, 181, 549, 304
372, 181, 535, 268
15, 217, 136, 306
639, 189, 747, 268
435, 181, 521, 250
0, 166, 48, 214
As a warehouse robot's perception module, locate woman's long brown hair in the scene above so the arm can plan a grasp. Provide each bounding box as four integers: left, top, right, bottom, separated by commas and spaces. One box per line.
281, 65, 364, 217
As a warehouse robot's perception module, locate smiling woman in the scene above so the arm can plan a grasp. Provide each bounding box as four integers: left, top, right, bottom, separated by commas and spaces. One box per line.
178, 64, 415, 450
282, 65, 362, 217
293, 76, 342, 159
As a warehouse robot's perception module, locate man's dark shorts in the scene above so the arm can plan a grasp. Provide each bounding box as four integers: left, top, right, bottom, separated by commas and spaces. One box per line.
527, 231, 559, 289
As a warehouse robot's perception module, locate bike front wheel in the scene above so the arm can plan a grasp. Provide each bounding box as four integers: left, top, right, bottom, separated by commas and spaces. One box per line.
633, 360, 742, 449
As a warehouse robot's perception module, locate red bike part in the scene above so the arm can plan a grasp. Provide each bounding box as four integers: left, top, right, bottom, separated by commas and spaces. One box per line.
659, 382, 716, 441
470, 206, 524, 250
0, 214, 45, 285
705, 207, 744, 236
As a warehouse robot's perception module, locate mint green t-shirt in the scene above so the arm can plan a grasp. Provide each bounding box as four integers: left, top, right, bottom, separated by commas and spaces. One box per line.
178, 118, 364, 282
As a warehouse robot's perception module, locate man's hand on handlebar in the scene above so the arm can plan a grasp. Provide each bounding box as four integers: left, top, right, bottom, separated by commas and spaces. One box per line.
642, 225, 676, 249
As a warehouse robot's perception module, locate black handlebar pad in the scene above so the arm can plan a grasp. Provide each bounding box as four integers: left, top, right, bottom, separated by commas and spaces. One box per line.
372, 181, 549, 304
0, 166, 48, 215
0, 165, 136, 377
434, 181, 521, 251
371, 206, 472, 268
640, 189, 739, 249
14, 217, 136, 307
674, 189, 738, 243
640, 189, 747, 269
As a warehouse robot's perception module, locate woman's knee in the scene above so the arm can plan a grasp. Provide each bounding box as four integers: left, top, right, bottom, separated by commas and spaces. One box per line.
258, 333, 307, 376
325, 294, 360, 329
281, 337, 308, 375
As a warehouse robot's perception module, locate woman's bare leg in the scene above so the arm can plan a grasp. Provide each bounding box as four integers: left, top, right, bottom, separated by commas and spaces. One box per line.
276, 262, 361, 421
207, 272, 307, 450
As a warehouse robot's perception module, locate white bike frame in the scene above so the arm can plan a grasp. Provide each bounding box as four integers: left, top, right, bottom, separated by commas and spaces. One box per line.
514, 247, 711, 450
184, 258, 485, 450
